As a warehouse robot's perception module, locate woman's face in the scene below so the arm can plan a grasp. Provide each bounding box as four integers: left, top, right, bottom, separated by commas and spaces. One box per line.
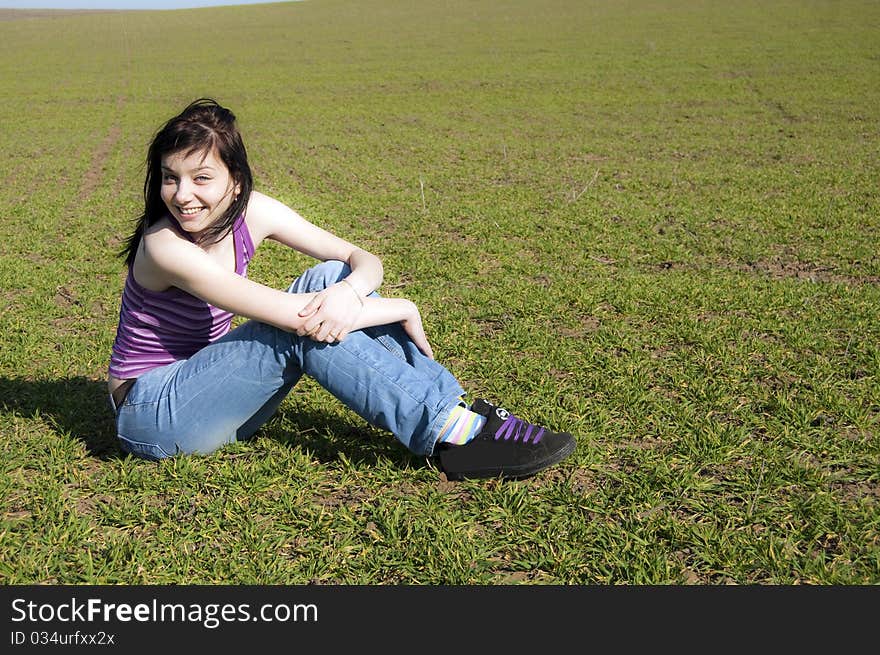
160, 146, 240, 240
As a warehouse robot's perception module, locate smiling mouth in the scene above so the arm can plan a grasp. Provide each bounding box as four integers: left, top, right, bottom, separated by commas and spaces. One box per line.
178, 206, 205, 217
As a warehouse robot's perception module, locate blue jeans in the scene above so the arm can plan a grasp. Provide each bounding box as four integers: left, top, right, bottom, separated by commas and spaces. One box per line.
114, 260, 466, 461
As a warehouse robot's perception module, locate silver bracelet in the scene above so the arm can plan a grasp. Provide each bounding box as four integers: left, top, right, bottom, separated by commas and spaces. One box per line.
340, 278, 365, 307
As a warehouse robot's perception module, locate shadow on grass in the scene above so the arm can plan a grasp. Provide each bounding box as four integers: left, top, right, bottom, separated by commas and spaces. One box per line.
266, 415, 425, 473
0, 376, 424, 471
0, 375, 120, 459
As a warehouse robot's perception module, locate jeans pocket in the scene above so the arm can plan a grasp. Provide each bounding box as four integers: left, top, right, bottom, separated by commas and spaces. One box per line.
118, 436, 173, 461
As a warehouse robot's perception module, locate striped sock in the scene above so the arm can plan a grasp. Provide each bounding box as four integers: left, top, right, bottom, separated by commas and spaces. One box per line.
436, 404, 486, 446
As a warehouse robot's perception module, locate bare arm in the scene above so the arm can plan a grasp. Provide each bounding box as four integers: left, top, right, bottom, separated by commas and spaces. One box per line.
248, 191, 384, 296
246, 191, 395, 345
141, 220, 433, 357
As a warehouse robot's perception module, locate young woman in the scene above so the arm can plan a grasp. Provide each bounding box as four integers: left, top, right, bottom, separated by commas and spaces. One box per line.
107, 98, 575, 480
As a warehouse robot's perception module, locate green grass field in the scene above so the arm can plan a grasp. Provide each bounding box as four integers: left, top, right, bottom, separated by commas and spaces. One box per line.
0, 0, 877, 584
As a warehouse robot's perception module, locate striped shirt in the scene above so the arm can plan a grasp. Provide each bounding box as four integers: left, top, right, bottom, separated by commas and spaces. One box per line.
108, 214, 255, 379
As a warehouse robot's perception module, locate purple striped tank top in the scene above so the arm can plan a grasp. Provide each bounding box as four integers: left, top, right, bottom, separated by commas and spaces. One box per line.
108, 214, 255, 379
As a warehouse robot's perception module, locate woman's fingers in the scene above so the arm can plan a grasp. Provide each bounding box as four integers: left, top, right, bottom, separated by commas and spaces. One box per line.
306, 320, 346, 343
298, 294, 322, 318
401, 317, 434, 359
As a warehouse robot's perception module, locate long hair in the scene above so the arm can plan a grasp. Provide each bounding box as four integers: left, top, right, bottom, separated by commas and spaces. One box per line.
120, 98, 254, 267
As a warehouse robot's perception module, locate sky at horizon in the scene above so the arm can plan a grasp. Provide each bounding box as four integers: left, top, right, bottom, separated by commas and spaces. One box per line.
1, 0, 292, 9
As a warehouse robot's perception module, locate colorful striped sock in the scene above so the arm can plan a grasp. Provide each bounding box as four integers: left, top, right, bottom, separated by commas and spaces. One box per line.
436, 404, 486, 446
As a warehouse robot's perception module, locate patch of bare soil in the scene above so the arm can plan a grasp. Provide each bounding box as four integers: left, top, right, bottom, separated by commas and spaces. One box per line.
80, 124, 122, 202
648, 256, 880, 286
743, 256, 880, 285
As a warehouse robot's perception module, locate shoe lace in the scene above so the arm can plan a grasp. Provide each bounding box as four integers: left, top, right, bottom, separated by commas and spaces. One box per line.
494, 413, 544, 444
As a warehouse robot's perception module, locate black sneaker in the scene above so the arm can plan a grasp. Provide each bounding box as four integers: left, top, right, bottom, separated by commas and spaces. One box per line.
436, 399, 576, 480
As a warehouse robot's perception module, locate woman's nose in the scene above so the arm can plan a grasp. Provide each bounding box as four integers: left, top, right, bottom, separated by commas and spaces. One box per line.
174, 178, 194, 202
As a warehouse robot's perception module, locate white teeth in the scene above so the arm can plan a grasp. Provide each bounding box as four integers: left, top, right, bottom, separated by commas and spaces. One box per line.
179, 207, 203, 215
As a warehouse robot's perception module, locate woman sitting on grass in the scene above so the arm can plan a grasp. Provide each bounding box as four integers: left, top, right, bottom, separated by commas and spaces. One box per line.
107, 97, 576, 480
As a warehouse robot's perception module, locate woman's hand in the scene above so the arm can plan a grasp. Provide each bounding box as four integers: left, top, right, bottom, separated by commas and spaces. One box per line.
400, 301, 434, 360
297, 287, 433, 359
297, 281, 363, 343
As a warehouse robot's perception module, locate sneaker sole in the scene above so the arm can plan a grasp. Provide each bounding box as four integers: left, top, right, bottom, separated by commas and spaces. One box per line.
439, 434, 576, 481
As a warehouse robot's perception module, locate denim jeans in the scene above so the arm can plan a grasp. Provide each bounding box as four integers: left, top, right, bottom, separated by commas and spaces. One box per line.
114, 260, 466, 460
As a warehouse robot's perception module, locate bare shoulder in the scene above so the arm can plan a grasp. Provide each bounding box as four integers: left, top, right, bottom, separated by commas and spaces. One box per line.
136, 218, 202, 290
142, 218, 195, 259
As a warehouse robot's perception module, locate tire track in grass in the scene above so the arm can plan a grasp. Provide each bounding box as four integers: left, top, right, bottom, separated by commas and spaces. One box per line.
77, 96, 125, 206
46, 94, 128, 368
56, 96, 125, 277
77, 7, 132, 209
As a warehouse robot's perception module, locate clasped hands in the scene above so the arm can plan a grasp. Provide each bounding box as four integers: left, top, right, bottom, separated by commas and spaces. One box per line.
295, 280, 435, 360
296, 281, 362, 343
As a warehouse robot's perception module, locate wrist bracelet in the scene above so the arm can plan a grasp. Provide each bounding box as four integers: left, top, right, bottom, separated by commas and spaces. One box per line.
340, 278, 365, 307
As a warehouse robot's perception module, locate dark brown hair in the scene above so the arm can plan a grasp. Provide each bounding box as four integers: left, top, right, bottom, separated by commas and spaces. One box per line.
120, 98, 253, 267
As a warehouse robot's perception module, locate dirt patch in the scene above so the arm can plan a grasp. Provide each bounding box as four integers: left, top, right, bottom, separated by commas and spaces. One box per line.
744, 256, 880, 285
650, 256, 880, 286
475, 316, 507, 337
747, 257, 832, 282
312, 483, 370, 509
80, 124, 122, 203
54, 285, 81, 308
558, 315, 600, 339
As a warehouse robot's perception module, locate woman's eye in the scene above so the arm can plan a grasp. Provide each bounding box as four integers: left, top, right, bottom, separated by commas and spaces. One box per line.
195, 175, 211, 182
